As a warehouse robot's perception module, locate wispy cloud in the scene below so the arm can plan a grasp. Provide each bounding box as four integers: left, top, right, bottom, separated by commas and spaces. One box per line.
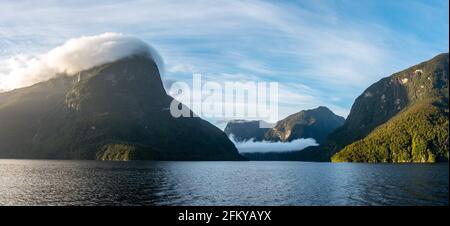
0, 0, 448, 125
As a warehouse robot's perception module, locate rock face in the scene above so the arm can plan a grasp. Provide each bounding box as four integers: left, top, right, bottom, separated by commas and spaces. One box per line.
330, 53, 449, 162
224, 120, 270, 142
0, 55, 244, 161
264, 106, 345, 144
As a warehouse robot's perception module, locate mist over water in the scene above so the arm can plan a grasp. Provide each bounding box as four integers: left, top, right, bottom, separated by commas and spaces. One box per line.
230, 135, 319, 153
0, 160, 447, 206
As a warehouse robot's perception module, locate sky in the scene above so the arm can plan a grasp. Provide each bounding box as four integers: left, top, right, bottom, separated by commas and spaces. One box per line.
0, 0, 449, 129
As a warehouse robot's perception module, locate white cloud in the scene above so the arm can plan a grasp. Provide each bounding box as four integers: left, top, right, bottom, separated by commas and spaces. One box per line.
0, 33, 163, 92
231, 136, 319, 153
0, 0, 446, 124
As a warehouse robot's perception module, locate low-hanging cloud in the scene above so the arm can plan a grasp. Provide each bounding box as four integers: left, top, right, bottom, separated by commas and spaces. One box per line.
230, 135, 319, 153
0, 32, 164, 92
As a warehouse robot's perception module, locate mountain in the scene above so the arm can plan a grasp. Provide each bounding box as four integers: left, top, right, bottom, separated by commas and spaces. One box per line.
227, 106, 344, 159
224, 120, 270, 142
330, 53, 449, 162
264, 106, 345, 144
225, 107, 344, 145
244, 53, 449, 162
0, 55, 244, 161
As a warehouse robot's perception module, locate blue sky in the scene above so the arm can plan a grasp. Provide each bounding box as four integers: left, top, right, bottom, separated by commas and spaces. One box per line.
0, 0, 448, 128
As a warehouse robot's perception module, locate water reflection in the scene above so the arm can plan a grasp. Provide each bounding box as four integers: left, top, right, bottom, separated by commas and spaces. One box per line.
0, 160, 448, 206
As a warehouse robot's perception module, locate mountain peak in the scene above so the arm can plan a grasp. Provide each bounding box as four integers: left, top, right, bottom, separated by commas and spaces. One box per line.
265, 107, 345, 143
0, 33, 164, 92
0, 44, 243, 161
225, 120, 270, 142
65, 55, 167, 113
306, 106, 332, 114
225, 107, 345, 145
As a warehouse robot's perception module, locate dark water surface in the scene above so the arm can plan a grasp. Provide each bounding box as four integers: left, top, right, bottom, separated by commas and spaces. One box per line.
0, 160, 448, 206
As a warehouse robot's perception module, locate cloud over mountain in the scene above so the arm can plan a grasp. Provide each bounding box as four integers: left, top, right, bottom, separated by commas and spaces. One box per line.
0, 33, 163, 92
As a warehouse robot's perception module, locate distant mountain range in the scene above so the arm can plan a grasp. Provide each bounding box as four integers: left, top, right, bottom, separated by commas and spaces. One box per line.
247, 53, 449, 163
224, 120, 269, 142
225, 106, 345, 145
0, 43, 447, 163
264, 106, 345, 144
0, 55, 244, 160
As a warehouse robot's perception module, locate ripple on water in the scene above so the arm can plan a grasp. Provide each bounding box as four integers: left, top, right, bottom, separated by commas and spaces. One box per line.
0, 160, 448, 206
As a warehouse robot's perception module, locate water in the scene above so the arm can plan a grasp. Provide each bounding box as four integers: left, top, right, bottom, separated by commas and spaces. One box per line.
0, 160, 448, 206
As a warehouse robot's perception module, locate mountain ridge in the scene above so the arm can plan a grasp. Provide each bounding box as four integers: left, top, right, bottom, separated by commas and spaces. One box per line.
224, 120, 270, 142
225, 106, 344, 147
330, 53, 449, 162
264, 106, 345, 144
243, 53, 449, 162
0, 54, 245, 161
